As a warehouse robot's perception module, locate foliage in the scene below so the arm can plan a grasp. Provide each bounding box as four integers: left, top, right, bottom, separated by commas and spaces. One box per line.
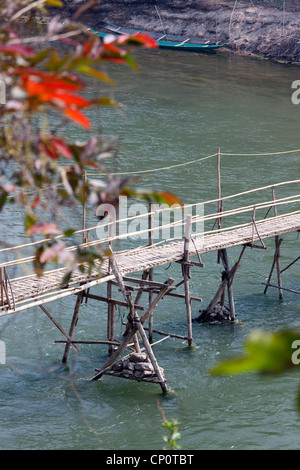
157, 399, 181, 449
162, 418, 181, 450
0, 0, 181, 279
211, 328, 300, 409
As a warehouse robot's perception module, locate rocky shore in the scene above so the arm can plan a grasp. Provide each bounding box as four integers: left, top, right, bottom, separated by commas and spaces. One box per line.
63, 0, 300, 64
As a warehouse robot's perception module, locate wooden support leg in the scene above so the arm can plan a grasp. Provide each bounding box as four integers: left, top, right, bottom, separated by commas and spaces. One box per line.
107, 303, 116, 355
148, 208, 154, 343
195, 246, 246, 323
221, 249, 235, 320
0, 268, 3, 307
264, 238, 283, 298
134, 319, 168, 393
183, 215, 193, 347
109, 255, 143, 353
39, 304, 80, 353
62, 292, 83, 363
107, 280, 116, 354
275, 236, 283, 300
148, 268, 154, 343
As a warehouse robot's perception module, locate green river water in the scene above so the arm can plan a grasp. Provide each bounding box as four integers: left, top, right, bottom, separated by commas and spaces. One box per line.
0, 46, 300, 450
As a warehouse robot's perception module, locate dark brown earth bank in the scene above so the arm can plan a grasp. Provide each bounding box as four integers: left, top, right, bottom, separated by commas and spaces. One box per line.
61, 0, 300, 64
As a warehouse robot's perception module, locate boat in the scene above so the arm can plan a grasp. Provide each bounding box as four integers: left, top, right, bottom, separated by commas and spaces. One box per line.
90, 21, 226, 53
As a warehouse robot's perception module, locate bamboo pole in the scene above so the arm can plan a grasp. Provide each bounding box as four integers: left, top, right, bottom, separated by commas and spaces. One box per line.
183, 215, 193, 347
0, 272, 11, 310
82, 170, 87, 244
122, 270, 150, 337
280, 256, 300, 274
83, 292, 145, 310
0, 268, 3, 306
55, 340, 125, 346
39, 304, 80, 352
272, 187, 283, 299
107, 222, 116, 353
221, 249, 236, 320
262, 283, 300, 295
135, 319, 168, 393
62, 291, 84, 363
217, 147, 222, 264
109, 253, 141, 353
148, 206, 154, 342
107, 271, 115, 353
142, 326, 189, 341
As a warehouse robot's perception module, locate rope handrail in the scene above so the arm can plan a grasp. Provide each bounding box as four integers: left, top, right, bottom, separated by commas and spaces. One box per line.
85, 149, 300, 177
85, 153, 218, 176
1, 194, 299, 269
1, 178, 299, 255
5, 148, 299, 202
220, 149, 300, 157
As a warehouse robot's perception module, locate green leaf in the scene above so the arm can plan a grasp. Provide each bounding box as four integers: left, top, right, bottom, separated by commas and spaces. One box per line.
123, 53, 138, 71
25, 212, 37, 232
61, 270, 72, 288
211, 328, 300, 376
33, 246, 46, 277
0, 192, 8, 212
48, 54, 71, 73
64, 228, 75, 237
29, 49, 51, 66
76, 65, 116, 85
97, 97, 121, 107
45, 0, 63, 6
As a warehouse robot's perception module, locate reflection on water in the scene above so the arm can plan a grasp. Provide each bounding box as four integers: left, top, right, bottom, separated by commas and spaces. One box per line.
0, 46, 300, 450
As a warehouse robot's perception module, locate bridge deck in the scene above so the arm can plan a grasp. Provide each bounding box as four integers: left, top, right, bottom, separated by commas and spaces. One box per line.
2, 212, 299, 316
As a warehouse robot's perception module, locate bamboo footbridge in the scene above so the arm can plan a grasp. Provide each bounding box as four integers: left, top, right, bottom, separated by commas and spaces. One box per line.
1, 173, 300, 392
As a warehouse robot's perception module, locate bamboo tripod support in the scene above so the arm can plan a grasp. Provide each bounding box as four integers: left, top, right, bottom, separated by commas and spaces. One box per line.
89, 275, 174, 393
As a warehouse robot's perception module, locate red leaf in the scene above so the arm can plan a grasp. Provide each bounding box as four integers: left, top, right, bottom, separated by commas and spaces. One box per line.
26, 222, 62, 236
12, 68, 85, 90
102, 54, 127, 65
50, 137, 72, 159
0, 44, 34, 57
24, 77, 82, 96
131, 33, 158, 48
31, 196, 40, 209
63, 107, 91, 128
25, 80, 51, 99
83, 40, 93, 56
39, 242, 66, 263
116, 33, 158, 49
85, 161, 99, 168
50, 91, 90, 108
102, 41, 123, 54
157, 191, 183, 207
38, 140, 59, 159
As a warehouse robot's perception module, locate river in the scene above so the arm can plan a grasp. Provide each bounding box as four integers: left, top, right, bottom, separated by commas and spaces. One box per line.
0, 46, 300, 450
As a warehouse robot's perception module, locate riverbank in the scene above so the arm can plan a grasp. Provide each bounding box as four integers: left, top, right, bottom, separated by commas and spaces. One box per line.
64, 0, 300, 64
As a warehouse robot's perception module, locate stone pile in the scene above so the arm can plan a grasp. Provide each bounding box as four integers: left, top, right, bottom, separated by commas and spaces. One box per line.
109, 352, 164, 382
193, 303, 232, 323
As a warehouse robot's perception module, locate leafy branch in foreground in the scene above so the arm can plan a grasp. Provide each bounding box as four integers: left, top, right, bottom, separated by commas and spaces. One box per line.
157, 399, 181, 450
211, 328, 300, 409
0, 0, 182, 280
